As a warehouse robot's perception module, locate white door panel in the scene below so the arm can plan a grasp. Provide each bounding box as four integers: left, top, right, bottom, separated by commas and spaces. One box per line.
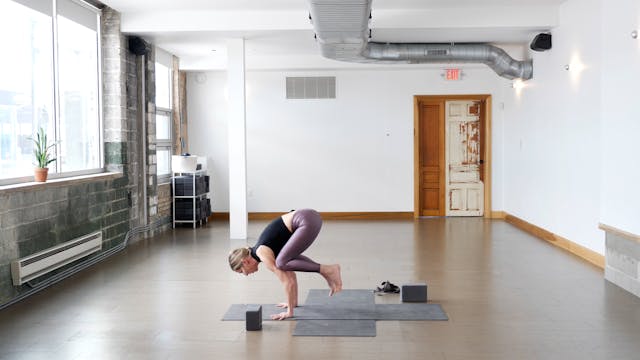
466, 186, 483, 212
445, 100, 484, 216
449, 189, 464, 211
449, 164, 480, 183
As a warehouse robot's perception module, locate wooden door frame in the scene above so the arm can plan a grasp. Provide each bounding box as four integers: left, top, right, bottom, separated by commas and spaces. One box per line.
413, 94, 492, 218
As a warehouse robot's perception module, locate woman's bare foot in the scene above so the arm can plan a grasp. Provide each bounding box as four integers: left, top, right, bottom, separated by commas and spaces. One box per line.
320, 264, 342, 296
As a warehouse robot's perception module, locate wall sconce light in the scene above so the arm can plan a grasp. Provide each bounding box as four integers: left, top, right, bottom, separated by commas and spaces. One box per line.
566, 58, 585, 74
512, 79, 525, 90
632, 30, 638, 39
566, 53, 586, 86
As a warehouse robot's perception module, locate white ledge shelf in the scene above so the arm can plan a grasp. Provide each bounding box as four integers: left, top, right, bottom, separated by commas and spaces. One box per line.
0, 172, 123, 194
599, 223, 640, 244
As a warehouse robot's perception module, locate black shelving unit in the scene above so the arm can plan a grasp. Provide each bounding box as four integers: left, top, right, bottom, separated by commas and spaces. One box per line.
172, 170, 211, 228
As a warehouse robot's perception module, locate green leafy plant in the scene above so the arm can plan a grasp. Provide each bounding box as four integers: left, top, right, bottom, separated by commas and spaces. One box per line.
29, 127, 58, 169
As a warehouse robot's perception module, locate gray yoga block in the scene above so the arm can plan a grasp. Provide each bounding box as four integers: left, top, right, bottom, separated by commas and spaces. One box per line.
401, 283, 427, 302
246, 305, 262, 331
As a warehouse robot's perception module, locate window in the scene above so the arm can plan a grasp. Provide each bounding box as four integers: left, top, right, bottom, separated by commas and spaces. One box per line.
155, 49, 172, 183
155, 61, 171, 110
57, 0, 101, 172
0, 0, 102, 185
156, 112, 171, 178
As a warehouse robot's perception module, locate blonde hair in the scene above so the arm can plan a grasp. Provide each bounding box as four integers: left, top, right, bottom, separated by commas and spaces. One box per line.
228, 247, 251, 271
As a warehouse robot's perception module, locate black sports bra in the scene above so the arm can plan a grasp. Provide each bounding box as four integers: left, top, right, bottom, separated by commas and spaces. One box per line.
250, 216, 293, 262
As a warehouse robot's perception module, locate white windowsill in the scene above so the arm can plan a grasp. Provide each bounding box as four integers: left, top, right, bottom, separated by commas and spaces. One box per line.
0, 172, 123, 195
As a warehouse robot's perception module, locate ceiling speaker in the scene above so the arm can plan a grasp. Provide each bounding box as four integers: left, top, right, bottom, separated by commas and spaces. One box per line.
128, 36, 149, 56
530, 33, 552, 52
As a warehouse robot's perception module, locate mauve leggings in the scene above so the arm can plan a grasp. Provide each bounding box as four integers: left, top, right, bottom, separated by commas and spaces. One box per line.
275, 209, 322, 272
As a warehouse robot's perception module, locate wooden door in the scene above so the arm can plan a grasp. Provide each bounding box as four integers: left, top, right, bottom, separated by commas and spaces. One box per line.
445, 100, 484, 216
417, 100, 445, 216
415, 95, 490, 218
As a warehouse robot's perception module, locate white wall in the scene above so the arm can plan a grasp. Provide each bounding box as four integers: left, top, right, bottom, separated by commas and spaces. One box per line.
187, 0, 640, 256
502, 0, 604, 253
188, 66, 508, 213
601, 0, 640, 236
187, 72, 230, 215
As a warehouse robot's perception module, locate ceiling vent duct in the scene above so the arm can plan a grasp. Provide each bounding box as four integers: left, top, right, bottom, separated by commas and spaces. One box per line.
308, 0, 533, 80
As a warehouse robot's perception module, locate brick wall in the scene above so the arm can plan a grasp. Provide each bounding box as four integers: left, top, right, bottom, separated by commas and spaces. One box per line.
158, 183, 172, 218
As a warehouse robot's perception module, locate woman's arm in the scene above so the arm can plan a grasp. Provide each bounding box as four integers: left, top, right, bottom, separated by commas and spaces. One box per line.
277, 271, 298, 309
255, 246, 298, 320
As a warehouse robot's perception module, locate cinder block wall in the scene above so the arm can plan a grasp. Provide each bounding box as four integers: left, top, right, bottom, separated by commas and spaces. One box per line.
0, 7, 171, 306
0, 177, 130, 303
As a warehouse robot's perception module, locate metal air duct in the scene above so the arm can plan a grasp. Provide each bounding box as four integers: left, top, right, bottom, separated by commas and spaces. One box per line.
308, 0, 533, 80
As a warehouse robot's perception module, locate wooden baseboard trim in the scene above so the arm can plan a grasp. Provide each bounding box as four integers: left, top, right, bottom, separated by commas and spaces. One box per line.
248, 212, 285, 220
504, 213, 604, 269
209, 211, 414, 221
209, 213, 229, 221
490, 211, 506, 219
317, 212, 414, 220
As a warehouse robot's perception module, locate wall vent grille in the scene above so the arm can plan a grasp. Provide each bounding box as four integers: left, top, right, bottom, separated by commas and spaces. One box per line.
286, 77, 336, 99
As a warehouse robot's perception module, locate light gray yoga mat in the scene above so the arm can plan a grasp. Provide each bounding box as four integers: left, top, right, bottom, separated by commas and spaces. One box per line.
293, 320, 376, 337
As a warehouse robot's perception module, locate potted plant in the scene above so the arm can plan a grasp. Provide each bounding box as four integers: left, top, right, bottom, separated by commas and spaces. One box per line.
29, 127, 57, 182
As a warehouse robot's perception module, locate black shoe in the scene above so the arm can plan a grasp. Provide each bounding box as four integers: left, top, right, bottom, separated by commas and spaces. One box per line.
375, 281, 400, 294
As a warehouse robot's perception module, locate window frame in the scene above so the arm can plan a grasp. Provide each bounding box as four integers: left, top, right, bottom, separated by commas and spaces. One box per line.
0, 0, 103, 186
155, 109, 173, 184
155, 49, 173, 184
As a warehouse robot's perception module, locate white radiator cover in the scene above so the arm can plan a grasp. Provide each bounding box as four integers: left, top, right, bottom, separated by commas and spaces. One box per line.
11, 231, 103, 286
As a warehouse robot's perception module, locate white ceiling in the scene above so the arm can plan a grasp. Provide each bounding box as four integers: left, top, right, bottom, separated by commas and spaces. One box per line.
98, 0, 567, 71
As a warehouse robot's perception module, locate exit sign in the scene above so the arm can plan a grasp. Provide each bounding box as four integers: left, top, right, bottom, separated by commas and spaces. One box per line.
444, 68, 461, 81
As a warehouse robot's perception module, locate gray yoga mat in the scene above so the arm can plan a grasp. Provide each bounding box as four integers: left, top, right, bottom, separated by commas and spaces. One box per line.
222, 289, 376, 321
222, 289, 448, 321
304, 289, 375, 306
375, 304, 448, 321
222, 303, 287, 321
221, 303, 448, 321
222, 303, 376, 321
294, 290, 377, 336
293, 320, 376, 337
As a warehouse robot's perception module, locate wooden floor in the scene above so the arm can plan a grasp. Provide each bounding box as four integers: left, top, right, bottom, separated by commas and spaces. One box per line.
1, 217, 639, 359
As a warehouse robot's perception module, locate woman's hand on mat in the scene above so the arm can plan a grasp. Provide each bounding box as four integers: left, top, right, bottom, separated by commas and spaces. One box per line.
271, 311, 293, 320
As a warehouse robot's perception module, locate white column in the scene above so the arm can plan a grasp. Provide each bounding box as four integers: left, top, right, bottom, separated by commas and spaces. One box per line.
227, 39, 248, 239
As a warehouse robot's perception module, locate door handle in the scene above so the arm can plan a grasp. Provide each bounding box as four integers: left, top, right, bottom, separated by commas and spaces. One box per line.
479, 160, 484, 164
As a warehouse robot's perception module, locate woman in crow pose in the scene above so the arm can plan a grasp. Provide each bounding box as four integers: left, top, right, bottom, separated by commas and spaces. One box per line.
228, 209, 342, 320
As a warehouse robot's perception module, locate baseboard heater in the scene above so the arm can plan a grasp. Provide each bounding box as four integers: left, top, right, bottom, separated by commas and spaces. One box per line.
11, 231, 103, 286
